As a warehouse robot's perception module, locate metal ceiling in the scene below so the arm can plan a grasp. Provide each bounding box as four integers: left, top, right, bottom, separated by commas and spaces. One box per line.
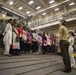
0, 0, 76, 29
0, 0, 76, 17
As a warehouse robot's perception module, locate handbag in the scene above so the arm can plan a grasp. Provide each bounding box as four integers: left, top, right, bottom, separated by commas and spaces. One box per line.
16, 36, 20, 42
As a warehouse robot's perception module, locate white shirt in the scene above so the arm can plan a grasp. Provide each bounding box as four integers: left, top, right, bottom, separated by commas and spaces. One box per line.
46, 35, 51, 45
4, 23, 12, 35
68, 36, 74, 46
32, 33, 38, 41
3, 23, 12, 44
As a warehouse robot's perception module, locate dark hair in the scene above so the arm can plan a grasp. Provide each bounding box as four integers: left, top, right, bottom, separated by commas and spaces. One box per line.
13, 19, 16, 22
34, 29, 37, 33
75, 30, 76, 33
0, 20, 3, 22
60, 19, 67, 26
69, 31, 75, 37
34, 29, 37, 31
43, 32, 46, 35
43, 32, 46, 39
19, 23, 23, 27
8, 19, 13, 23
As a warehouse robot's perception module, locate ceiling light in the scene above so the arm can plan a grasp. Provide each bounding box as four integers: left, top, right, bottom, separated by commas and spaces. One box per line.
36, 6, 41, 10
42, 13, 46, 15
18, 7, 23, 10
26, 11, 30, 14
29, 1, 34, 5
49, 0, 55, 4
9, 1, 14, 5
54, 8, 59, 11
69, 2, 75, 6
66, 0, 70, 1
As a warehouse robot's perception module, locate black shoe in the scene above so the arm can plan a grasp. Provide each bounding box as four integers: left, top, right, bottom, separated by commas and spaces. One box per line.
61, 69, 71, 73
7, 54, 12, 57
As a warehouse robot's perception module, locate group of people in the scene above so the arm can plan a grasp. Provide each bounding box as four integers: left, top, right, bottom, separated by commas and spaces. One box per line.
1, 18, 76, 73
3, 19, 58, 56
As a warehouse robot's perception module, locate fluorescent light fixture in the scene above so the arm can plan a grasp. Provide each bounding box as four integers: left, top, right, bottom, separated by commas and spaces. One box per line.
54, 8, 59, 11
18, 7, 23, 10
69, 2, 75, 6
1, 6, 26, 18
29, 1, 34, 5
36, 6, 41, 10
33, 0, 69, 15
9, 1, 14, 5
49, 0, 55, 4
42, 13, 46, 15
66, 0, 70, 1
26, 11, 30, 14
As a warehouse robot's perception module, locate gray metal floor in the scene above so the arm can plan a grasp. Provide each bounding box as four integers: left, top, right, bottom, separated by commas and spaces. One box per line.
0, 54, 76, 75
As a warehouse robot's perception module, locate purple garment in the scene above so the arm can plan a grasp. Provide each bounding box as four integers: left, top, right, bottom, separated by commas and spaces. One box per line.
26, 31, 32, 44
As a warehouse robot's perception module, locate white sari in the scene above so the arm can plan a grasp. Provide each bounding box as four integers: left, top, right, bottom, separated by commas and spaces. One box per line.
3, 23, 12, 55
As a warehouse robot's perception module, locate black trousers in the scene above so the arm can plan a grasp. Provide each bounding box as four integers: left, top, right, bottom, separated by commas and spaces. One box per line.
42, 45, 47, 54
22, 42, 26, 52
60, 40, 71, 70
10, 45, 20, 55
50, 44, 55, 54
20, 37, 23, 51
32, 41, 38, 53
0, 34, 4, 48
26, 43, 31, 53
47, 45, 50, 53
